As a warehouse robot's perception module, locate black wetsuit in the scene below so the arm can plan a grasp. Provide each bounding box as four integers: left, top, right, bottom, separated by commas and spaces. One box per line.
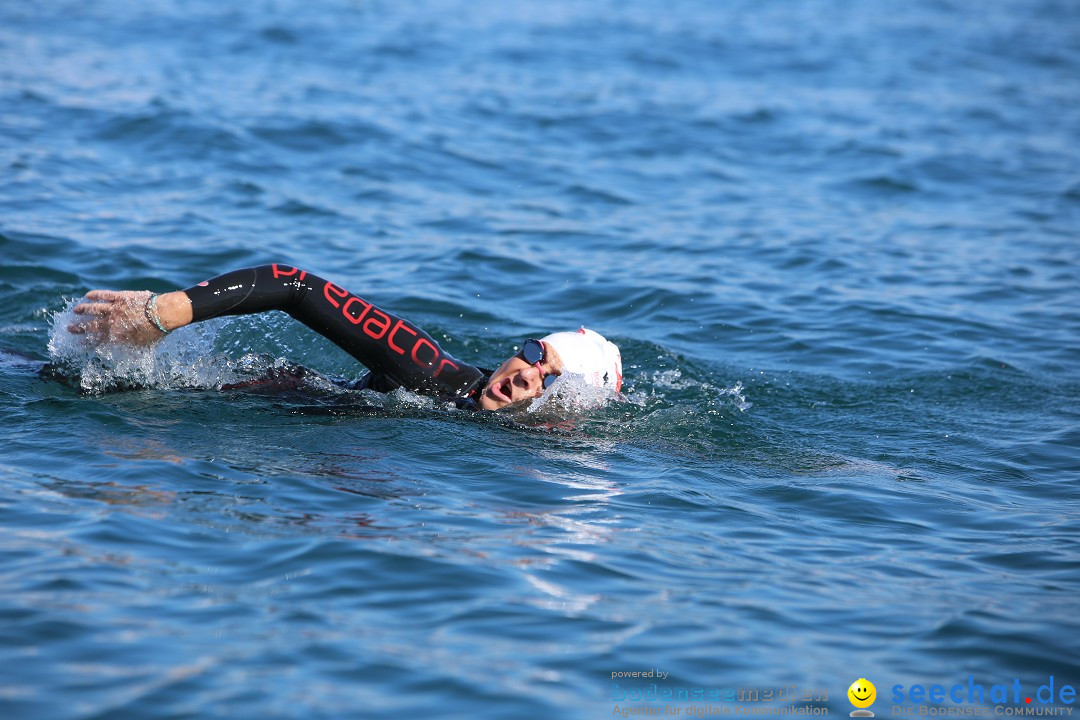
184, 264, 488, 408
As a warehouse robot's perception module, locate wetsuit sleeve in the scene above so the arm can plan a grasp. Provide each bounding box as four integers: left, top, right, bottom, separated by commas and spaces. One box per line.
182, 264, 486, 399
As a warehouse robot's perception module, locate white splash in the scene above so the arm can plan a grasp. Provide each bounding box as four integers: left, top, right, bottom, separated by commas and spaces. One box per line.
524, 373, 616, 415
48, 299, 247, 394
717, 381, 752, 412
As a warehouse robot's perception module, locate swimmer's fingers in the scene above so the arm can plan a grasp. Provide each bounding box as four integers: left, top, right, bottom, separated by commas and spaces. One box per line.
65, 320, 108, 348
72, 302, 114, 316
68, 302, 105, 334
75, 289, 145, 312
84, 289, 127, 301
66, 310, 109, 341
67, 290, 150, 344
67, 313, 105, 331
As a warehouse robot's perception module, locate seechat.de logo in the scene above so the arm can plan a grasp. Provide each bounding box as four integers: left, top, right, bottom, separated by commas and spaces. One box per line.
848, 678, 877, 717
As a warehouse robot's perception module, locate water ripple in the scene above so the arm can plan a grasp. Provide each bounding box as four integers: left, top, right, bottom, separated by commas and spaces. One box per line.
3, 0, 1079, 717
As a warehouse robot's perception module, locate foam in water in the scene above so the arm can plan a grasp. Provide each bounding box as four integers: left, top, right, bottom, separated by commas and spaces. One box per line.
524, 374, 617, 415
718, 381, 752, 412
632, 368, 752, 412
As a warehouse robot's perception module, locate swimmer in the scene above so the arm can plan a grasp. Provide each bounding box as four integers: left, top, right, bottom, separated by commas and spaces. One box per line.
68, 264, 622, 411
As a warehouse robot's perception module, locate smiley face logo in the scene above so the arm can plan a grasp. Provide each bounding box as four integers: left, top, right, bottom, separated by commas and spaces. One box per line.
847, 678, 876, 717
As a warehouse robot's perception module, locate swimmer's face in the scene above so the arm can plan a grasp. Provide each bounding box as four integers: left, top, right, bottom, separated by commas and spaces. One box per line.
479, 342, 564, 411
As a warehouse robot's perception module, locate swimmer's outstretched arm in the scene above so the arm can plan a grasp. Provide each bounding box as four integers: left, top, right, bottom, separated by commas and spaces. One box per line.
69, 265, 485, 398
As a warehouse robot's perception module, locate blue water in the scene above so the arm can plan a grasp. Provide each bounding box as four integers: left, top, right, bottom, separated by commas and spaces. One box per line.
2, 1, 1079, 718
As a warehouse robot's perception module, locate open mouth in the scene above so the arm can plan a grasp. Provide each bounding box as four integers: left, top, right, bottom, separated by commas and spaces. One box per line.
489, 376, 513, 403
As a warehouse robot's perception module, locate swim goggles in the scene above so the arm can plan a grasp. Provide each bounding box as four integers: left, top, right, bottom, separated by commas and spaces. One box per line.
519, 338, 559, 389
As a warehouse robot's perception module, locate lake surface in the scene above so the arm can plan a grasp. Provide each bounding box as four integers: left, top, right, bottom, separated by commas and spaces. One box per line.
2, 1, 1078, 718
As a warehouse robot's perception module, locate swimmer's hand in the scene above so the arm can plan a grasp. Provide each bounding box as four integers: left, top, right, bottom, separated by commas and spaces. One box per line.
69, 289, 193, 346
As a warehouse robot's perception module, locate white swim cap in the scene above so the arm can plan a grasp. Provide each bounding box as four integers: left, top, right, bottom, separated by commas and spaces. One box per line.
541, 327, 622, 392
